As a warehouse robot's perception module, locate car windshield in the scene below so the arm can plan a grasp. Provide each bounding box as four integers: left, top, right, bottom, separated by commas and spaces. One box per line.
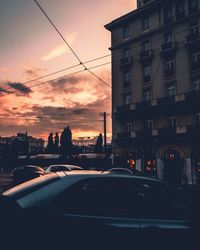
2, 174, 60, 199
50, 166, 69, 172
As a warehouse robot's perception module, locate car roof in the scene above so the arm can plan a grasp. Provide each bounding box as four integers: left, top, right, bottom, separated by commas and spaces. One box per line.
48, 164, 81, 168
2, 171, 164, 202
61, 170, 161, 182
15, 165, 44, 170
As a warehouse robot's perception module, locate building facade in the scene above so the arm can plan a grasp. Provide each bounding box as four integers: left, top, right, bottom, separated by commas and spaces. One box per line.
0, 133, 45, 157
105, 0, 200, 185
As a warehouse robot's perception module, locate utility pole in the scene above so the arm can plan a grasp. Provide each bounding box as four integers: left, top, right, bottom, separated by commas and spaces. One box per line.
103, 112, 107, 154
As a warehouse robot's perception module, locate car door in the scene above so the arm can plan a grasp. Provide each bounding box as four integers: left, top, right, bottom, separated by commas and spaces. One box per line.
52, 177, 141, 232
135, 180, 192, 242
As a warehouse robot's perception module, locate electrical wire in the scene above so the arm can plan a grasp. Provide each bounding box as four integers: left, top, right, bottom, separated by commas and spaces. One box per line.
0, 54, 111, 95
33, 0, 111, 88
0, 62, 111, 97
1, 6, 199, 97
1, 4, 199, 95
0, 36, 198, 98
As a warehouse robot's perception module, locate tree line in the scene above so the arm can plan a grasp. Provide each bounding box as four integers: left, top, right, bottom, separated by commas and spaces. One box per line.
46, 126, 103, 158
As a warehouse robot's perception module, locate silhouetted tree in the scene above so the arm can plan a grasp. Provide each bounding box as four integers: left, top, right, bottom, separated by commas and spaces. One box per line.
94, 133, 103, 153
46, 132, 54, 153
60, 127, 73, 158
54, 132, 59, 152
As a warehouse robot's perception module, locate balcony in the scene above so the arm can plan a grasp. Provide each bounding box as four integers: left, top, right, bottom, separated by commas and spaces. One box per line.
185, 32, 200, 48
187, 125, 200, 134
157, 95, 175, 105
185, 90, 200, 100
123, 80, 131, 89
143, 75, 151, 83
186, 125, 200, 142
161, 42, 177, 56
115, 91, 200, 121
117, 132, 130, 140
164, 70, 175, 78
115, 132, 132, 146
190, 62, 200, 71
135, 100, 151, 109
139, 50, 153, 63
176, 11, 185, 20
117, 104, 130, 113
189, 6, 199, 15
120, 57, 133, 68
158, 127, 176, 136
164, 17, 173, 25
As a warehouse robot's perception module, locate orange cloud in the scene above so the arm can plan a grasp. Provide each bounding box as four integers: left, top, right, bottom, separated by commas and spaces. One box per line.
42, 33, 76, 61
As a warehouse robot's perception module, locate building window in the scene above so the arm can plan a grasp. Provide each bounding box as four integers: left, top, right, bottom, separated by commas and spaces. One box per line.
123, 94, 131, 105
188, 0, 199, 14
164, 31, 172, 44
140, 40, 151, 58
164, 59, 175, 77
124, 48, 131, 61
167, 85, 176, 96
138, 0, 143, 8
189, 21, 199, 35
191, 52, 200, 70
195, 113, 200, 126
145, 120, 153, 130
143, 39, 150, 51
121, 48, 131, 66
123, 48, 131, 59
163, 5, 173, 24
126, 122, 133, 133
143, 89, 152, 101
192, 78, 200, 90
142, 16, 149, 31
143, 64, 151, 82
123, 26, 129, 40
123, 71, 131, 88
175, 0, 185, 19
169, 117, 177, 129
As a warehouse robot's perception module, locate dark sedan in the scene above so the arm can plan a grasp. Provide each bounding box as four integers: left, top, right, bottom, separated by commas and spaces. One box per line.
0, 171, 199, 248
10, 165, 45, 185
45, 164, 83, 173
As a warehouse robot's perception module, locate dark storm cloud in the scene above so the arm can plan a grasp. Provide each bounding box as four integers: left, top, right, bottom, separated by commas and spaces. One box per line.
25, 67, 45, 78
45, 69, 111, 100
49, 75, 86, 93
7, 82, 33, 95
0, 86, 11, 93
29, 100, 109, 133
72, 109, 88, 115
56, 76, 79, 85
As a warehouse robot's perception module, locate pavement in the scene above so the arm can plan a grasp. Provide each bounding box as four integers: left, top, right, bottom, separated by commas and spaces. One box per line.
0, 173, 12, 193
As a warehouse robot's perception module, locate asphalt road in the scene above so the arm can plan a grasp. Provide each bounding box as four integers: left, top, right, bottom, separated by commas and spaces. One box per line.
0, 173, 12, 193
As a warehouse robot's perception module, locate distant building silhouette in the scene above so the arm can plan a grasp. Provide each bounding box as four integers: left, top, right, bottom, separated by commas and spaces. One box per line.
0, 132, 44, 157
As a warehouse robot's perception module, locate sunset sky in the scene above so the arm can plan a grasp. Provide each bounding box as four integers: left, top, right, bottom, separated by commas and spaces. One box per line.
0, 0, 136, 142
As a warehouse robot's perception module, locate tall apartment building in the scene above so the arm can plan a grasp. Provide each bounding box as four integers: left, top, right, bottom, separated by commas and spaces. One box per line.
105, 0, 200, 185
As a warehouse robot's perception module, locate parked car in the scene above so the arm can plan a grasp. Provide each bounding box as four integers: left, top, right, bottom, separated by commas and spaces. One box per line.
0, 171, 198, 248
45, 164, 83, 173
10, 165, 45, 185
105, 167, 142, 175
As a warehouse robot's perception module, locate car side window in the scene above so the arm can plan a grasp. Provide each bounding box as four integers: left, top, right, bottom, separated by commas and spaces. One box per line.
53, 177, 142, 218
136, 181, 190, 220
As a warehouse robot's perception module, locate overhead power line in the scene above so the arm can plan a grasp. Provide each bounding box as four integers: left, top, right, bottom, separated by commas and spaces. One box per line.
0, 53, 111, 95
0, 62, 111, 98
1, 11, 197, 97
33, 0, 111, 88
